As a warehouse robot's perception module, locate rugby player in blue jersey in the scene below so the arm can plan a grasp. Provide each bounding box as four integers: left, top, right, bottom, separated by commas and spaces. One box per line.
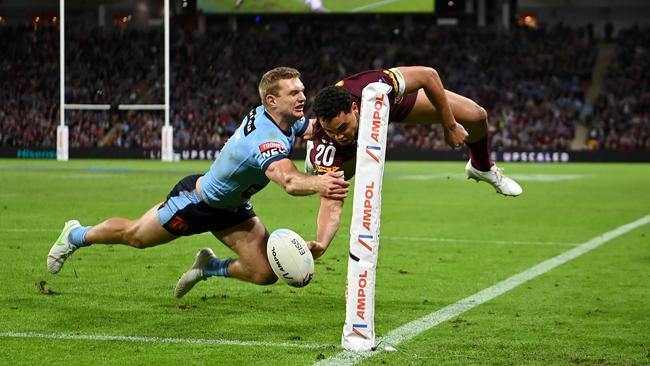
47, 67, 349, 298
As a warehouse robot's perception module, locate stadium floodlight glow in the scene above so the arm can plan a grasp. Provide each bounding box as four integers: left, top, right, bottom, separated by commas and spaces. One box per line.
342, 82, 391, 352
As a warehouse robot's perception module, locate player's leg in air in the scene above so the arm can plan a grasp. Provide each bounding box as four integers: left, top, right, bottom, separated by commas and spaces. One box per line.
398, 66, 522, 196
47, 202, 178, 274
47, 174, 199, 274
174, 217, 277, 298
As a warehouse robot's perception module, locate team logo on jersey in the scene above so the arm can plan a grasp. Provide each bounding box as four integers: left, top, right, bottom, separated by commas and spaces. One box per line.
315, 165, 340, 174
259, 141, 286, 159
382, 69, 399, 94
336, 80, 345, 87
244, 109, 257, 136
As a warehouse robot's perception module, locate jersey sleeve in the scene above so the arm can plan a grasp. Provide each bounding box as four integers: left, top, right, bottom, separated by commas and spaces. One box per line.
386, 68, 406, 97
256, 140, 290, 172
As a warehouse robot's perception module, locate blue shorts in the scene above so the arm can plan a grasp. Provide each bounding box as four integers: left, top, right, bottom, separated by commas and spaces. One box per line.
157, 174, 256, 236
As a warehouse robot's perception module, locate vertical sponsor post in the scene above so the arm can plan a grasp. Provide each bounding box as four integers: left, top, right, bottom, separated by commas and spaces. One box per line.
161, 125, 174, 162
342, 82, 391, 351
56, 125, 69, 161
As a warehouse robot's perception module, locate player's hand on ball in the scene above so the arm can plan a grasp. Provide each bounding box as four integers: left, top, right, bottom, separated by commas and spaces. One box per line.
306, 240, 326, 259
444, 122, 469, 148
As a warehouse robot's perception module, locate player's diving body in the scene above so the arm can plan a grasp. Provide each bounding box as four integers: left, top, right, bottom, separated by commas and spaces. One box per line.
304, 66, 522, 258
47, 67, 349, 298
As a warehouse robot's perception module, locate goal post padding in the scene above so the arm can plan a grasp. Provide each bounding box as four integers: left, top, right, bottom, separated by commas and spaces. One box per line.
342, 82, 391, 352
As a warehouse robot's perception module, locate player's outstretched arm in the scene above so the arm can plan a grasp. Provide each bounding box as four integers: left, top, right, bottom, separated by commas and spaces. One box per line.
396, 66, 468, 147
265, 158, 349, 199
308, 196, 344, 259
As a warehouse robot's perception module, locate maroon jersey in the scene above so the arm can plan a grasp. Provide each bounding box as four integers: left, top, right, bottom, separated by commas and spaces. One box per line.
336, 69, 417, 123
308, 69, 417, 179
308, 120, 357, 178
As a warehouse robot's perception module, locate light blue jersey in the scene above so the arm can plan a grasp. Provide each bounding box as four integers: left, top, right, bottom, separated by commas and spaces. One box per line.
200, 105, 308, 211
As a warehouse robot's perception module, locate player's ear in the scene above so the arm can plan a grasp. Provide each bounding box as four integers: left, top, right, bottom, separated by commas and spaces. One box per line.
351, 101, 358, 113
265, 94, 276, 108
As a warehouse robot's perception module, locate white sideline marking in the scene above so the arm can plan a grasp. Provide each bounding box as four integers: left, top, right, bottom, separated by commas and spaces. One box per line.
315, 214, 650, 366
0, 332, 333, 350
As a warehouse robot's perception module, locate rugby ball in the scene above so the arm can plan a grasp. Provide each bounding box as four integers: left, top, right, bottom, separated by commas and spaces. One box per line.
266, 229, 314, 287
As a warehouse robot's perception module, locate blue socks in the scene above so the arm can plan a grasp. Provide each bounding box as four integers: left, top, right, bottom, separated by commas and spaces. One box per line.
204, 258, 232, 278
69, 226, 92, 247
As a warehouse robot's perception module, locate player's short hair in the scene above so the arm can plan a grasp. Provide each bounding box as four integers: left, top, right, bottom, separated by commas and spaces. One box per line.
258, 67, 301, 106
313, 86, 352, 122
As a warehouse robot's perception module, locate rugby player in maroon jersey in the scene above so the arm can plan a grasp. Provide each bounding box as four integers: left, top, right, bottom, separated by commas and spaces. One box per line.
303, 66, 522, 257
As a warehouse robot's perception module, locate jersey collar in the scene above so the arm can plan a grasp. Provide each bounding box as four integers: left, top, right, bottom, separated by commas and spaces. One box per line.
264, 110, 293, 137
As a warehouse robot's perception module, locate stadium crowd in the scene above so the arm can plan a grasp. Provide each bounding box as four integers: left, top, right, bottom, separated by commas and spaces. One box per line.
1, 18, 648, 152
586, 25, 650, 151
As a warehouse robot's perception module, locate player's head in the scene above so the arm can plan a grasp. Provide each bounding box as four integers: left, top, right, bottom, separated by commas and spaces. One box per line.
313, 86, 359, 146
259, 67, 306, 122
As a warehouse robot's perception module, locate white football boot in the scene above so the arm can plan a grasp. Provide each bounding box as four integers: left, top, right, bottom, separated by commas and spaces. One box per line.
465, 160, 523, 196
47, 220, 82, 274
175, 248, 217, 298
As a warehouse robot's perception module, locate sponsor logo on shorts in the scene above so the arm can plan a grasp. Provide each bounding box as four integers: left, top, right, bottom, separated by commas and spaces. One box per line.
168, 215, 191, 234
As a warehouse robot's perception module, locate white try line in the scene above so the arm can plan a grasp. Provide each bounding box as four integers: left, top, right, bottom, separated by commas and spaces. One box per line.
315, 214, 650, 366
0, 332, 334, 350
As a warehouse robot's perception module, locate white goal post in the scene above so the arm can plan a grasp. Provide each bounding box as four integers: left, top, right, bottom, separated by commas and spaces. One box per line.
57, 0, 173, 161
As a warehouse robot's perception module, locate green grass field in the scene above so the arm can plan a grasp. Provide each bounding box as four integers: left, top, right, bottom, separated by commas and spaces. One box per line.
1, 159, 649, 365
198, 0, 434, 13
